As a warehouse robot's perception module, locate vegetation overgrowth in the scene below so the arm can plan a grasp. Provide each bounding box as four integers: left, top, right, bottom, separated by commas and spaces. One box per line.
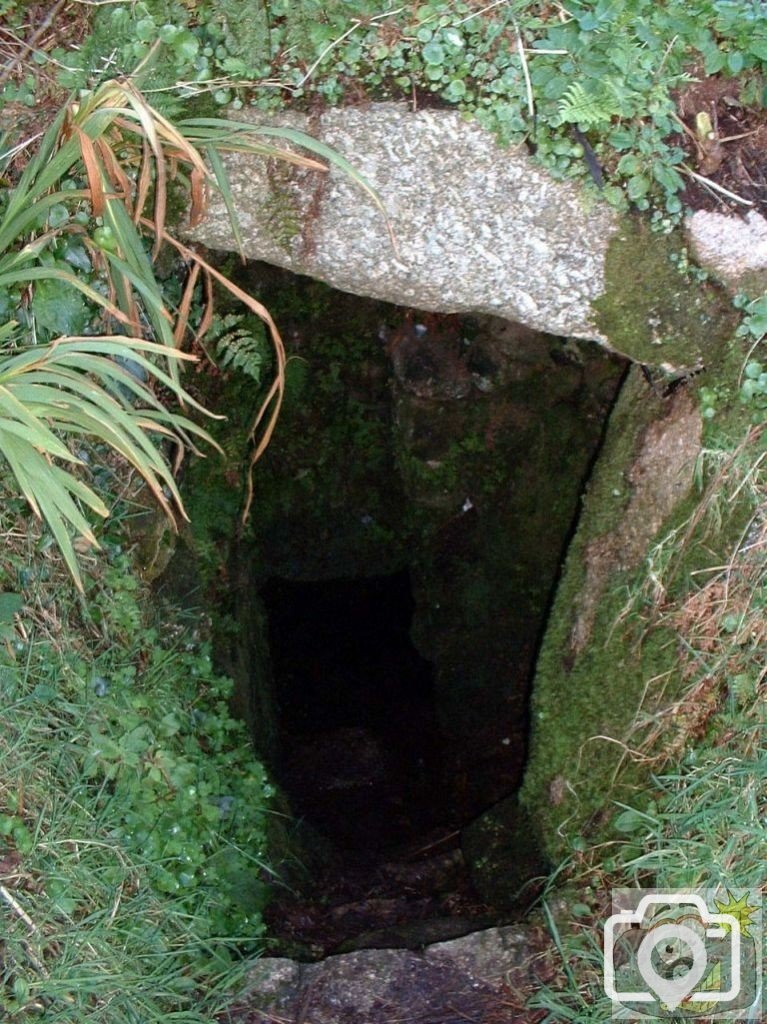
0, 6, 382, 1018
12, 0, 767, 219
0, 489, 277, 1020
526, 302, 767, 1018
2, 2, 767, 1021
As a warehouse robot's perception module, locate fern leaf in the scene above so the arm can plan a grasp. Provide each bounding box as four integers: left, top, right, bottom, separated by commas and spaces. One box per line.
557, 82, 618, 129
214, 320, 267, 383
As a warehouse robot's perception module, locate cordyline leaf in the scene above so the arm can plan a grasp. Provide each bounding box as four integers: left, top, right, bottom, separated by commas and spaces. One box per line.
0, 387, 78, 461
178, 117, 327, 171
0, 189, 89, 255
51, 337, 212, 415
189, 165, 207, 230
174, 261, 202, 348
0, 265, 131, 328
135, 136, 152, 226
0, 432, 101, 591
146, 225, 286, 523
204, 145, 241, 252
0, 333, 219, 590
74, 124, 105, 218
112, 91, 168, 257
0, 73, 385, 590
94, 136, 132, 209
181, 117, 398, 254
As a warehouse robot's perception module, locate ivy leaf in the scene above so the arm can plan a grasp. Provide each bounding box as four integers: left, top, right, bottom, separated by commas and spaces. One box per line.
32, 278, 90, 337
171, 30, 199, 62
749, 38, 767, 61
652, 162, 684, 194
727, 49, 745, 73
442, 28, 464, 49
617, 153, 642, 175
627, 174, 650, 200
703, 44, 726, 74
443, 79, 466, 102
577, 12, 602, 31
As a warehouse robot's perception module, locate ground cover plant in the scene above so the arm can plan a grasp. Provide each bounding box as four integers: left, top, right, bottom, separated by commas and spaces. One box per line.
24, 0, 767, 222
525, 304, 767, 1019
0, 8, 387, 1020
0, 497, 277, 1021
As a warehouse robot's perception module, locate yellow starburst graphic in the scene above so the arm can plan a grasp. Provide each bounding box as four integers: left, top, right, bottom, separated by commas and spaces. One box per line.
713, 890, 760, 938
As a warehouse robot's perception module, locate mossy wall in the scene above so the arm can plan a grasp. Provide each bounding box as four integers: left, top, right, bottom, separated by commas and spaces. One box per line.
397, 326, 623, 815
515, 213, 758, 867
519, 331, 758, 863
176, 262, 624, 828
593, 215, 737, 368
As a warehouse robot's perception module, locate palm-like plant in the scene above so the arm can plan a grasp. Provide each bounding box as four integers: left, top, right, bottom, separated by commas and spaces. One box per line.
0, 75, 377, 588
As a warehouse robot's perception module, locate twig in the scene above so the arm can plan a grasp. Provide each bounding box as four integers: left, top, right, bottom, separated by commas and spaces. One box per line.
513, 22, 535, 130
0, 132, 43, 169
404, 830, 460, 860
0, 884, 50, 978
0, 883, 38, 934
679, 164, 754, 206
455, 0, 512, 26
294, 9, 404, 91
0, 0, 67, 88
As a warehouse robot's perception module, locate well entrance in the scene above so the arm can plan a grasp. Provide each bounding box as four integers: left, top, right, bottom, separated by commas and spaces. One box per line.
263, 572, 444, 853
205, 263, 627, 952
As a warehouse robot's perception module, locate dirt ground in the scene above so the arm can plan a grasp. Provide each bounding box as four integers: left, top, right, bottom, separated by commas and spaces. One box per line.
674, 73, 767, 217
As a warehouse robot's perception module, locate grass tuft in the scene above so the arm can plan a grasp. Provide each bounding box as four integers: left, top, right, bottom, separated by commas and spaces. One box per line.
0, 486, 275, 1022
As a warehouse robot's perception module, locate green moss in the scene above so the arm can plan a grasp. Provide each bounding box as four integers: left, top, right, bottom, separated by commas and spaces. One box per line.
593, 216, 737, 366
461, 796, 547, 910
518, 368, 681, 860
520, 333, 762, 865
734, 268, 767, 301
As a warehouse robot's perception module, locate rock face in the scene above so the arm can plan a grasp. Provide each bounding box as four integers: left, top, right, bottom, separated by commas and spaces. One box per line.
519, 367, 706, 861
687, 208, 767, 296
190, 102, 620, 340
230, 925, 535, 1024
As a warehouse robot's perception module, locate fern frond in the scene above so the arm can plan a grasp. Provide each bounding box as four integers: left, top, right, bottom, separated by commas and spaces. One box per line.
214, 317, 268, 382
556, 82, 619, 129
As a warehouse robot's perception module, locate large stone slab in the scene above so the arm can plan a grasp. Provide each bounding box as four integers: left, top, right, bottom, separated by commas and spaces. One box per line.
190, 102, 619, 340
232, 925, 535, 1023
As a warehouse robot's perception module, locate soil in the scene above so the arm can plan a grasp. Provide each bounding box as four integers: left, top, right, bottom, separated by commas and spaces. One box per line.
264, 830, 495, 959
673, 74, 767, 217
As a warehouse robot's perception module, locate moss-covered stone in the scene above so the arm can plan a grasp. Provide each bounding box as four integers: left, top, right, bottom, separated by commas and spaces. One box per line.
461, 797, 547, 910
519, 334, 760, 865
592, 216, 737, 368
519, 368, 701, 861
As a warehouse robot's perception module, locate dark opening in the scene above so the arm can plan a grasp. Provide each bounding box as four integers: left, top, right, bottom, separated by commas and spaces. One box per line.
262, 571, 447, 854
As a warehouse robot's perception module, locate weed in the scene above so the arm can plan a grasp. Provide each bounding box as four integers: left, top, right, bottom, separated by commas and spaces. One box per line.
0, 493, 275, 1021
